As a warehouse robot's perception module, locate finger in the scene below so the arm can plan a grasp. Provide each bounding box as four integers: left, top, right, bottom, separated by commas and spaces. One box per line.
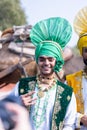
28, 101, 36, 105
22, 97, 37, 106
21, 94, 37, 102
21, 91, 35, 97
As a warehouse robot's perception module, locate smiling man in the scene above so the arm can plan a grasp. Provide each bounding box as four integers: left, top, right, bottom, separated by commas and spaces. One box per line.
11, 17, 76, 130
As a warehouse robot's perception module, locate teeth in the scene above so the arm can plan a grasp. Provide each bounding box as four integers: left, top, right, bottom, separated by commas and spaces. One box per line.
43, 67, 50, 69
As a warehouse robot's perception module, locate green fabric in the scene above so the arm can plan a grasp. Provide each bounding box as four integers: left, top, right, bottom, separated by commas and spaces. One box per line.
30, 17, 72, 72
18, 76, 73, 130
19, 76, 36, 95
35, 42, 64, 72
30, 17, 72, 48
51, 80, 73, 130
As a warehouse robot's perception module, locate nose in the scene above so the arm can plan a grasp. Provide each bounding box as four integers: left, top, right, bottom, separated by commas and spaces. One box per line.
44, 59, 49, 65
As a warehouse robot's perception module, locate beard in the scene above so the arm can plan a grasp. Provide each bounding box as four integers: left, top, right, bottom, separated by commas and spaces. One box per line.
83, 58, 87, 66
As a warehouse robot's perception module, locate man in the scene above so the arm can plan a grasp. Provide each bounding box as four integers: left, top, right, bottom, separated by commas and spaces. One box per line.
11, 17, 76, 130
66, 6, 87, 130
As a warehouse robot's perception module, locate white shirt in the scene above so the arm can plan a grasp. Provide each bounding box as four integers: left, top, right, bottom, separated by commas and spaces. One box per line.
11, 82, 76, 130
76, 77, 87, 130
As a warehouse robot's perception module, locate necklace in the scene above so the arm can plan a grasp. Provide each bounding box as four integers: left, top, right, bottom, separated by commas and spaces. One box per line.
36, 74, 56, 98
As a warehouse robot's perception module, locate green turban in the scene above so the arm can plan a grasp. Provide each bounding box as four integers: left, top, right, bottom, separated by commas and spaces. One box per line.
30, 17, 72, 72
35, 41, 64, 72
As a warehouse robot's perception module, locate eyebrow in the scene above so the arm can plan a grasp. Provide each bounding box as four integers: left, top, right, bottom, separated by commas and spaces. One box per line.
39, 56, 54, 58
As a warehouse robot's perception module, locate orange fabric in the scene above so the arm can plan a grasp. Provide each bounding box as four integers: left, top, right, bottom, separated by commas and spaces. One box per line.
66, 71, 84, 114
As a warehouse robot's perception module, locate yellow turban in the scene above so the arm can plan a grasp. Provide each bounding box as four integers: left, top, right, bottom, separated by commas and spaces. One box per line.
73, 6, 87, 55
77, 34, 87, 55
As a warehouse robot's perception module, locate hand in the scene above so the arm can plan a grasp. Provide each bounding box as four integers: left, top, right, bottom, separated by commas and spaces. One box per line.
81, 115, 87, 127
6, 102, 32, 130
21, 91, 37, 107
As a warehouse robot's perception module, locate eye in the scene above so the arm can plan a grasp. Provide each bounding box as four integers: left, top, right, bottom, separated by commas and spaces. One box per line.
38, 57, 45, 62
48, 58, 55, 62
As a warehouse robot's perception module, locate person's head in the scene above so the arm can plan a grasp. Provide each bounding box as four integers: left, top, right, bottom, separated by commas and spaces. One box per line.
73, 6, 87, 66
30, 17, 72, 75
38, 55, 56, 76
35, 41, 64, 76
77, 34, 87, 53
77, 32, 87, 66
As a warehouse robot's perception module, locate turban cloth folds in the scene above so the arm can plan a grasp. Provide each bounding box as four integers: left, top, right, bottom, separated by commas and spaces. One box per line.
73, 6, 87, 55
30, 17, 72, 72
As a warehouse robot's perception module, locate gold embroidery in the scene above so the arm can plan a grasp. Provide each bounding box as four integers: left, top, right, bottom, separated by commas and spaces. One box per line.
67, 96, 71, 101
28, 81, 36, 90
52, 120, 57, 130
52, 85, 64, 130
59, 121, 64, 130
20, 88, 24, 93
66, 71, 84, 113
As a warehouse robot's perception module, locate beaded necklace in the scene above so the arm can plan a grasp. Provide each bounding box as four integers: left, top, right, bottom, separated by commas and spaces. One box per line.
36, 74, 56, 98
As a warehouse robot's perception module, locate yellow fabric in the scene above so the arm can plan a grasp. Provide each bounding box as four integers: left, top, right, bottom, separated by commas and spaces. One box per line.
77, 35, 87, 55
77, 114, 83, 129
66, 71, 84, 114
73, 6, 87, 55
73, 6, 87, 36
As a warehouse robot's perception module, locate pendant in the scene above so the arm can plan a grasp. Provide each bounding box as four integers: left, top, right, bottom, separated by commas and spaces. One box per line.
37, 91, 44, 98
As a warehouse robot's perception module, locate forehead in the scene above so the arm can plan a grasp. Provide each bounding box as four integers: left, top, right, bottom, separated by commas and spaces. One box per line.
39, 56, 54, 59
38, 56, 56, 61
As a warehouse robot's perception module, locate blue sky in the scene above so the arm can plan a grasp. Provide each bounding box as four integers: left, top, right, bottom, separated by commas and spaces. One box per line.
20, 0, 87, 47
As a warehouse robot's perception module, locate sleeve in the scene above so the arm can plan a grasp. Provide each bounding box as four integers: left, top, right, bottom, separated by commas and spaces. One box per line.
63, 92, 77, 130
75, 112, 84, 128
10, 82, 19, 97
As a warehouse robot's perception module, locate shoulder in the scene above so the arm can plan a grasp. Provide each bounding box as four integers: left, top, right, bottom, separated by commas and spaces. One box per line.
57, 80, 73, 90
18, 76, 36, 95
19, 76, 36, 86
19, 76, 36, 83
57, 80, 73, 97
56, 81, 73, 106
66, 70, 83, 80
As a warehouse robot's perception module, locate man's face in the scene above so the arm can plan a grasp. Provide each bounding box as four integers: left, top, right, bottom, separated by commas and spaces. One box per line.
38, 56, 56, 76
82, 47, 87, 65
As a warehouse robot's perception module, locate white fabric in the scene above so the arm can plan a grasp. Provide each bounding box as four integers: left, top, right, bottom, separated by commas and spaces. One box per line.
75, 77, 87, 130
0, 91, 12, 100
10, 82, 76, 130
30, 86, 56, 130
63, 93, 76, 130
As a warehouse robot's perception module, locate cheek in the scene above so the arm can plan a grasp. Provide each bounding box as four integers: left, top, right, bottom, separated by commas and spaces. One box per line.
52, 61, 56, 67
82, 52, 87, 58
38, 62, 43, 68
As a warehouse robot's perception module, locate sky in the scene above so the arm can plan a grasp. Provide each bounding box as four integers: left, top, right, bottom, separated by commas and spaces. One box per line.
20, 0, 87, 47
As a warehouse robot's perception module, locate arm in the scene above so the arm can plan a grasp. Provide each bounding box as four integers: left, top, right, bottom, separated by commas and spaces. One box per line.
9, 82, 19, 96
63, 92, 77, 130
